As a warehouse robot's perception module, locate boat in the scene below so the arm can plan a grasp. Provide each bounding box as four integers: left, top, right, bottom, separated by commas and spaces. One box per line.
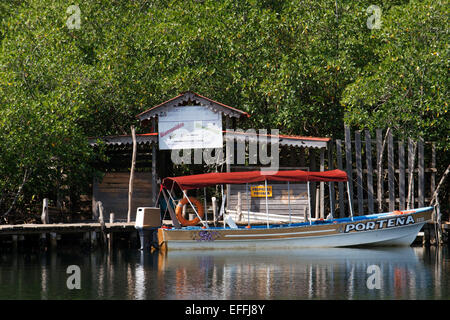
155, 169, 433, 250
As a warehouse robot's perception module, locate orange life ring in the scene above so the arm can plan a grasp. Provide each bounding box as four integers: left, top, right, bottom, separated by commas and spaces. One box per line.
175, 197, 204, 226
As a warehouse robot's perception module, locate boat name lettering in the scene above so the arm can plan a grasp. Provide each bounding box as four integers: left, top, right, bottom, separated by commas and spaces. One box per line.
344, 215, 415, 233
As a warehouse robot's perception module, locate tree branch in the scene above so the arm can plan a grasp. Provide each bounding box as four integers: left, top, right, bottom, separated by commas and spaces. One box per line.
2, 169, 29, 218
430, 164, 450, 206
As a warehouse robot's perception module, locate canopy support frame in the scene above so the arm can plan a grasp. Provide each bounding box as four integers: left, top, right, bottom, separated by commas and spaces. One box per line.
182, 190, 209, 228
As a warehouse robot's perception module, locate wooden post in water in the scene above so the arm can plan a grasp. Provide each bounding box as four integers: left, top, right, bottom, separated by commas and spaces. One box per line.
12, 235, 18, 249
90, 231, 97, 248
97, 201, 107, 245
83, 232, 90, 248
108, 213, 114, 250
40, 198, 49, 247
50, 232, 57, 248
41, 198, 49, 224
128, 125, 137, 223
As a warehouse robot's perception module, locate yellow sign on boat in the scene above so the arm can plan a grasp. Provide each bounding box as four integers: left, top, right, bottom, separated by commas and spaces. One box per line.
250, 185, 272, 197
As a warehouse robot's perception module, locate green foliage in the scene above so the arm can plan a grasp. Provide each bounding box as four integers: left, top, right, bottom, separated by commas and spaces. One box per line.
342, 0, 448, 148
0, 0, 448, 218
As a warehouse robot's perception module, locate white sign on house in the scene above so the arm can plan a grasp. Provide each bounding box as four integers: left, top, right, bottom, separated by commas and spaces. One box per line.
158, 106, 223, 150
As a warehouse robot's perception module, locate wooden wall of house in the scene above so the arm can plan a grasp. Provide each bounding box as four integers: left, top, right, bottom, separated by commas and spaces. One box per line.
92, 172, 153, 221
228, 182, 309, 220
228, 166, 310, 221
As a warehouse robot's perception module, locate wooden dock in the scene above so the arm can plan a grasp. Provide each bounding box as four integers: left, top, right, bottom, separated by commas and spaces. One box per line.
0, 221, 138, 249
0, 222, 135, 235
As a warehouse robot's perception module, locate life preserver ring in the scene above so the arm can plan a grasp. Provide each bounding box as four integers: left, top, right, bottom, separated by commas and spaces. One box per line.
175, 197, 204, 226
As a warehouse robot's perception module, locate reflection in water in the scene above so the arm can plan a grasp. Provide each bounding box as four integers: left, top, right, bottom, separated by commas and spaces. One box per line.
0, 246, 448, 300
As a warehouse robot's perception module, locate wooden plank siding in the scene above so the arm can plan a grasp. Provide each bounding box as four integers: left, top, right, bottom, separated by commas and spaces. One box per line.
329, 128, 435, 219
228, 182, 308, 219
93, 172, 153, 221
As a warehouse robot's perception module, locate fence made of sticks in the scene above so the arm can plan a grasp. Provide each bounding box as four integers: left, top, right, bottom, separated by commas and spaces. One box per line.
328, 126, 437, 219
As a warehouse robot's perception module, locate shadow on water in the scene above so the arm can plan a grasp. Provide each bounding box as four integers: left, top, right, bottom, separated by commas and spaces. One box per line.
0, 246, 448, 300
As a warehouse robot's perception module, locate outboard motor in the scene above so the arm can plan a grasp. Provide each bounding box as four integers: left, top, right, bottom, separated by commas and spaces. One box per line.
135, 207, 161, 250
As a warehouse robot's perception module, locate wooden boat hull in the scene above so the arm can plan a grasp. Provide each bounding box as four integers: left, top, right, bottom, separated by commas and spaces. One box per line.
157, 207, 433, 250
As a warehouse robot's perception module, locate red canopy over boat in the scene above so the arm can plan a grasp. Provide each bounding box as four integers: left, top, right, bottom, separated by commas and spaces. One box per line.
162, 169, 347, 190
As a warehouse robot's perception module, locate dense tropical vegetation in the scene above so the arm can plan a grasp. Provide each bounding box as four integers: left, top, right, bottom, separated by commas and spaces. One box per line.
0, 0, 447, 221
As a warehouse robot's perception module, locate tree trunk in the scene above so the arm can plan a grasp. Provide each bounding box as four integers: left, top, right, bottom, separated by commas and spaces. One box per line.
406, 141, 417, 209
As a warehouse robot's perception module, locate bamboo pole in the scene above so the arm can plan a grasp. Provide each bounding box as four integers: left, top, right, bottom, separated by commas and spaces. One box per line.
127, 125, 137, 223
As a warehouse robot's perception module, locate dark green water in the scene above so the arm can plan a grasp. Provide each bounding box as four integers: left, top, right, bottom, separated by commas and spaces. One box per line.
0, 246, 448, 300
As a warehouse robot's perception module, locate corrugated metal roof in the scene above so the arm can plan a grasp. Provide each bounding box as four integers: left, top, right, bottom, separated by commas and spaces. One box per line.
88, 133, 157, 146
89, 131, 328, 149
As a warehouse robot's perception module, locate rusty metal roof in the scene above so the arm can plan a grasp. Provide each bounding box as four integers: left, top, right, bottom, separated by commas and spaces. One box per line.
88, 133, 158, 146
89, 131, 329, 149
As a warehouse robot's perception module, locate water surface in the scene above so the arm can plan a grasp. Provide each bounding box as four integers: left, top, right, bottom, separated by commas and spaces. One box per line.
0, 246, 448, 300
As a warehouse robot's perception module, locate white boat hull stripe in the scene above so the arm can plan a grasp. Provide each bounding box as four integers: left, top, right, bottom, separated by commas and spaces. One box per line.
224, 229, 337, 237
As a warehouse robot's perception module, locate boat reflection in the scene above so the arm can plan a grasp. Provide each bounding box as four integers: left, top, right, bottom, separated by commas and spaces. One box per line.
0, 246, 447, 300
155, 247, 436, 300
